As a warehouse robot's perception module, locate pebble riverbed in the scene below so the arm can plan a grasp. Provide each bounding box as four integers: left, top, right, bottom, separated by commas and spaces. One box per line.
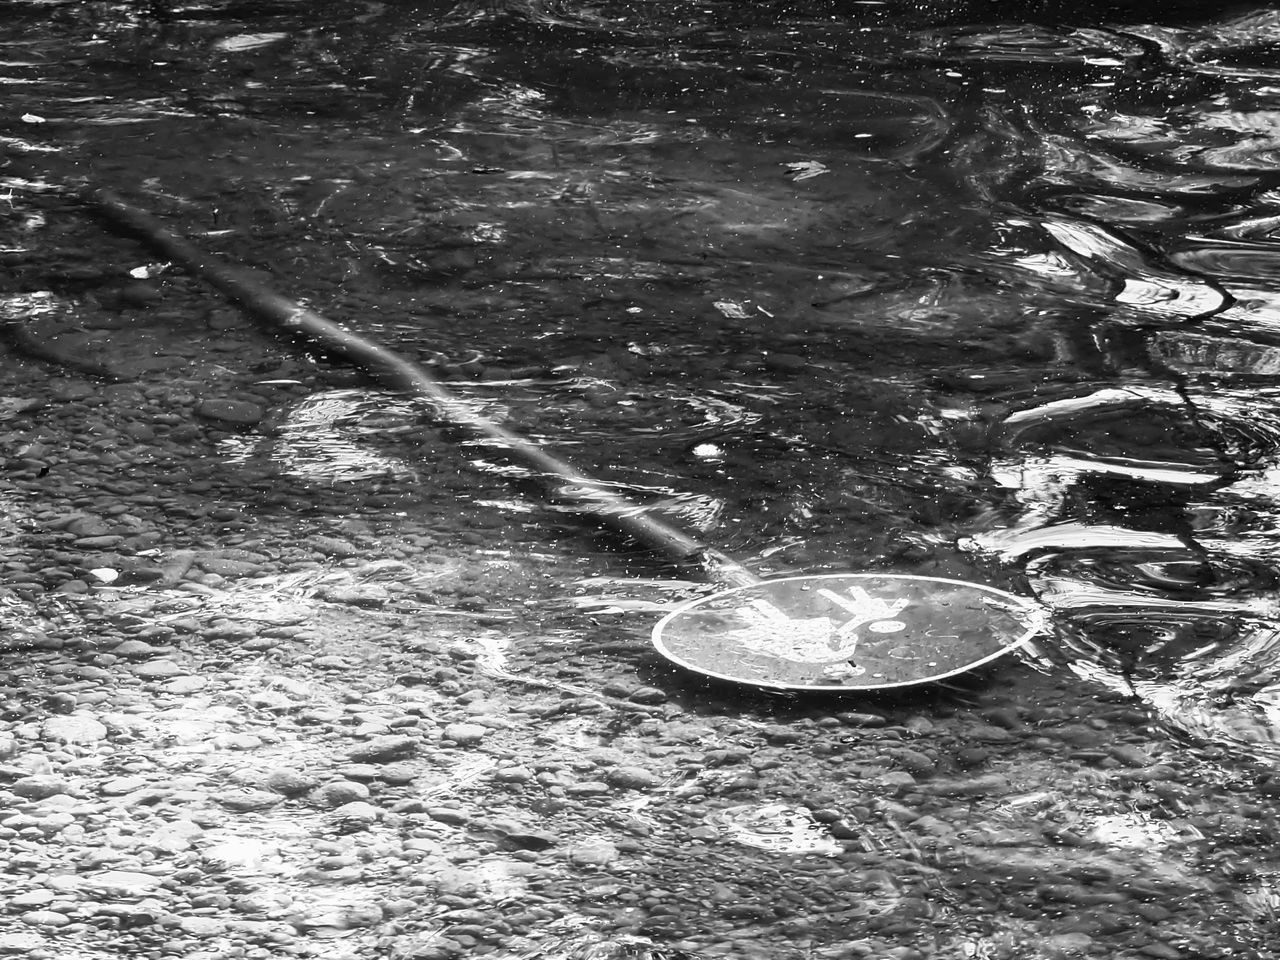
3, 251, 1280, 960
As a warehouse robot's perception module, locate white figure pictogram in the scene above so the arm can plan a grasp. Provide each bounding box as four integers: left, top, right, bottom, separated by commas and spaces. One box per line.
730, 586, 911, 678
818, 585, 909, 639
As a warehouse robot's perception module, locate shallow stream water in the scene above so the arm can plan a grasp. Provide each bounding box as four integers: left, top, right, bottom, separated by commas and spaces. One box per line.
8, 2, 1280, 958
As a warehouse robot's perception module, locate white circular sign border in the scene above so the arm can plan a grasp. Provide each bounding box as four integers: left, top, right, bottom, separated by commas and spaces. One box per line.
652, 573, 1048, 691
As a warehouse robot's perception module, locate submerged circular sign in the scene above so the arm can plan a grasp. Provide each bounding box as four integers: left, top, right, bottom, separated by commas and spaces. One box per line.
652, 574, 1047, 691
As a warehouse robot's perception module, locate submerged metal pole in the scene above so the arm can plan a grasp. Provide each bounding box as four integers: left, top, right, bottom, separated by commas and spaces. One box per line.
79, 184, 760, 586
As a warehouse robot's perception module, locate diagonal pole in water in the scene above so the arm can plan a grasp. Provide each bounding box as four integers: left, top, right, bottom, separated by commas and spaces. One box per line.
3, 160, 1045, 691
76, 183, 761, 591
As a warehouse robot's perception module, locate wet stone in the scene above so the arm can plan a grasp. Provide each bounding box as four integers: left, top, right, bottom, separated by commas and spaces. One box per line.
427, 806, 470, 826
1128, 764, 1179, 783
347, 734, 418, 764
11, 775, 70, 800
100, 776, 149, 795
264, 768, 318, 796
378, 763, 419, 785
164, 676, 208, 694
601, 680, 638, 699
147, 819, 204, 853
196, 557, 263, 578
20, 910, 70, 927
922, 773, 1012, 797
330, 800, 381, 829
763, 725, 806, 745
195, 398, 265, 425
179, 916, 228, 938
443, 722, 488, 746
1045, 934, 1095, 955
131, 659, 187, 679
604, 766, 660, 791
217, 788, 283, 812
312, 780, 371, 807
10, 889, 56, 908
74, 535, 124, 550
34, 811, 76, 835
967, 724, 1015, 743
88, 903, 160, 927
310, 535, 363, 558
78, 870, 165, 897
566, 781, 610, 796
203, 621, 257, 641
628, 686, 667, 705
60, 514, 111, 537
491, 821, 558, 850
955, 747, 990, 768
1054, 725, 1107, 748
0, 931, 45, 953
317, 584, 390, 607
212, 732, 264, 751
337, 763, 383, 781
911, 814, 952, 839
493, 765, 534, 783
1110, 744, 1153, 766
877, 801, 920, 824
887, 748, 937, 778
42, 714, 108, 744
568, 839, 620, 866
876, 771, 917, 791
112, 639, 169, 659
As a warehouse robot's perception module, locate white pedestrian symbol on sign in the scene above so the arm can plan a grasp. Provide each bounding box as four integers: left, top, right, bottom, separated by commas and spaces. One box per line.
731, 586, 911, 678
818, 586, 909, 639
652, 573, 1044, 691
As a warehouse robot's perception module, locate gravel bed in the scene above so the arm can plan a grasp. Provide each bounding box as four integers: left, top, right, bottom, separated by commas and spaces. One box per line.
2, 224, 1280, 960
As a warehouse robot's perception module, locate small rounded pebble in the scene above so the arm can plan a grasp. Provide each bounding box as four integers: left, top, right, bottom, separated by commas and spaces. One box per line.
11, 775, 70, 800
312, 780, 371, 807
217, 788, 283, 812
20, 910, 71, 928
628, 686, 668, 705
195, 398, 265, 425
347, 734, 419, 763
443, 722, 488, 746
604, 766, 660, 790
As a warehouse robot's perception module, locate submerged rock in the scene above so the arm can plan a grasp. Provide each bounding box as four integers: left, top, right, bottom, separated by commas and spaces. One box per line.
443, 722, 488, 746
195, 397, 265, 425
347, 734, 419, 763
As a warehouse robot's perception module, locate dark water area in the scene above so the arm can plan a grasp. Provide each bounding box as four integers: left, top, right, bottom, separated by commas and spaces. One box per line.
10, 1, 1280, 958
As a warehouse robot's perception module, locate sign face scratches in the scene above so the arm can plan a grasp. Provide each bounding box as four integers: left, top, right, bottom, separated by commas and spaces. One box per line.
652, 574, 1046, 691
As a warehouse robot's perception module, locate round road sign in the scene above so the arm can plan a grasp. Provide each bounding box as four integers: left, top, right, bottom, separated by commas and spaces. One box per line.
652, 573, 1046, 691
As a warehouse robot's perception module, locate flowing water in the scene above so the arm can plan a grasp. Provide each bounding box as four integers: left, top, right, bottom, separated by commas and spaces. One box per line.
10, 1, 1280, 958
